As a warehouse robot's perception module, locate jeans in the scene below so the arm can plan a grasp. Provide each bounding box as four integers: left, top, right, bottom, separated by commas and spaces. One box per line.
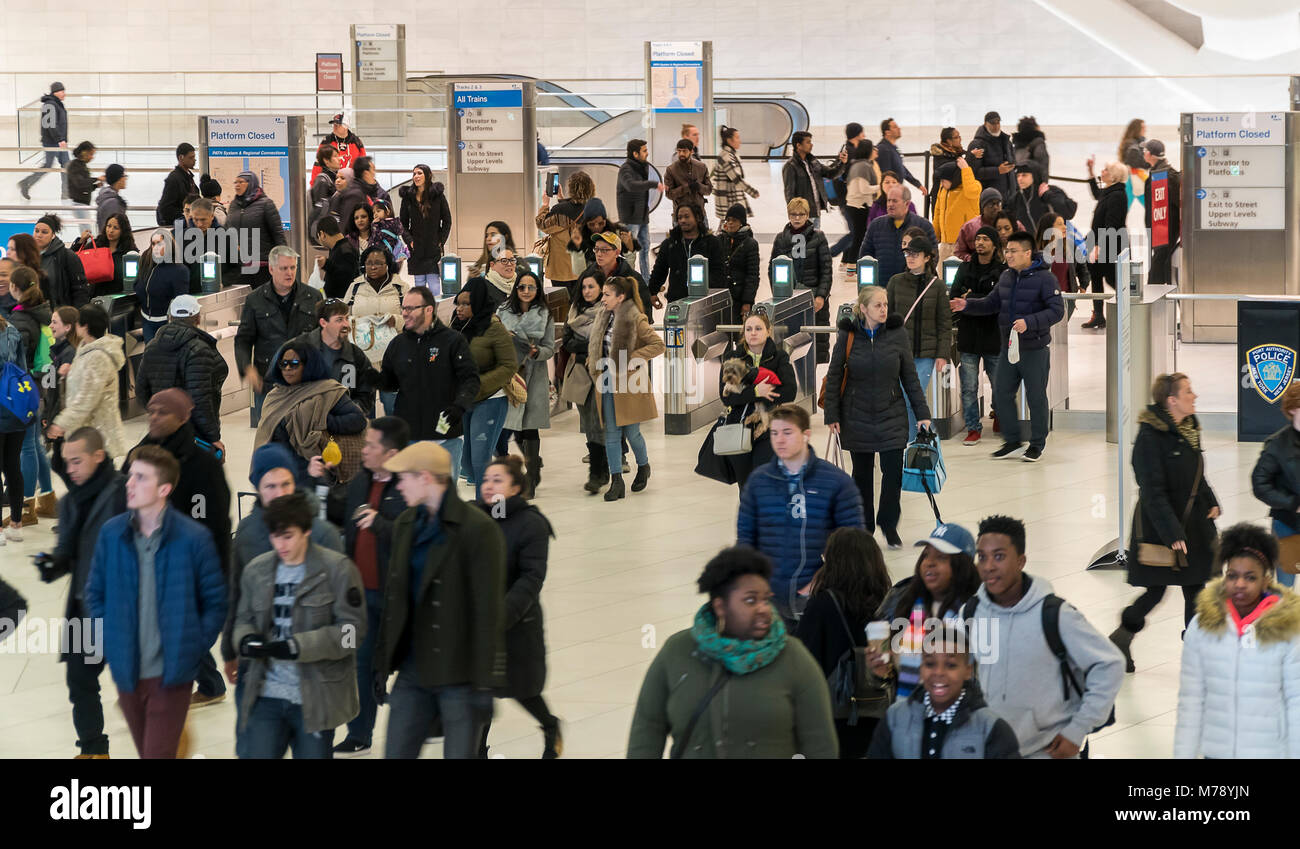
19, 148, 70, 195
959, 352, 1000, 433
340, 589, 384, 747
601, 390, 648, 472
432, 437, 463, 482
461, 395, 508, 499
1275, 520, 1297, 588
66, 631, 109, 755
117, 676, 192, 759
905, 357, 935, 438
849, 449, 904, 536
385, 672, 493, 759
993, 346, 1051, 450
380, 390, 398, 416
21, 419, 51, 498
633, 222, 651, 279
413, 273, 441, 296
829, 206, 854, 257
195, 651, 227, 698
250, 387, 266, 428
141, 318, 167, 343
241, 697, 334, 759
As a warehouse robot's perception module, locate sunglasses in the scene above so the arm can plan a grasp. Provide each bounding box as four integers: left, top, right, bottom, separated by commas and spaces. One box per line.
517, 283, 537, 291
279, 358, 302, 369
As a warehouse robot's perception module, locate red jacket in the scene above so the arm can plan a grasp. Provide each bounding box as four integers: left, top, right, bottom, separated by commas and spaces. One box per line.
310, 131, 366, 183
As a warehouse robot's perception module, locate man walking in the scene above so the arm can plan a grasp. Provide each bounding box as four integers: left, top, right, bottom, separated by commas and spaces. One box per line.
18, 82, 69, 200
876, 118, 924, 193
1142, 139, 1181, 286
157, 143, 199, 226
782, 131, 847, 229
617, 139, 663, 279
235, 246, 323, 422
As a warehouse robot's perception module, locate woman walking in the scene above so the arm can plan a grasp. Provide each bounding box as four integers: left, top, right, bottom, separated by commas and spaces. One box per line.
711, 125, 760, 217
476, 456, 563, 758
564, 269, 610, 494
586, 275, 664, 501
399, 164, 451, 293
823, 285, 930, 549
1110, 373, 1219, 673
843, 140, 881, 268
495, 270, 554, 497
451, 278, 517, 500
7, 265, 54, 524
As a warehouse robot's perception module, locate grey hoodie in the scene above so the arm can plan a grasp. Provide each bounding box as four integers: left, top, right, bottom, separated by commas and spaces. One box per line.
968, 573, 1123, 758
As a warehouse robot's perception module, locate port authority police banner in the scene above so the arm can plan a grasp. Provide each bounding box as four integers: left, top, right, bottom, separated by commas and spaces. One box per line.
1239, 301, 1300, 441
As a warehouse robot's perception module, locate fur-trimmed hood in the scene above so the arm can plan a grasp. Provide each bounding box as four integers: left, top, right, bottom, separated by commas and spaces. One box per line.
1137, 403, 1201, 434
1195, 578, 1300, 643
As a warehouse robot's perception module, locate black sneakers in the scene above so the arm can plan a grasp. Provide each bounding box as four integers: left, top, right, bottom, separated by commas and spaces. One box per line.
333, 739, 372, 757
991, 442, 1025, 459
1022, 446, 1043, 462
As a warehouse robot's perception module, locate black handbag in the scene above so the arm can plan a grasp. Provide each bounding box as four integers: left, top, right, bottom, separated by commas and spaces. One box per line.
825, 590, 893, 724
694, 417, 737, 485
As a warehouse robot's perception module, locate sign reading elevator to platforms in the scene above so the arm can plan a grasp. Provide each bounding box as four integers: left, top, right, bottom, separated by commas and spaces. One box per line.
205, 116, 292, 230
455, 83, 523, 174
355, 24, 398, 82
1197, 146, 1286, 187
649, 42, 703, 114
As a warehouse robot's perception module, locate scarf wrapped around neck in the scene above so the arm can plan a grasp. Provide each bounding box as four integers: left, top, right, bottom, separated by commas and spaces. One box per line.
691, 603, 787, 675
485, 268, 516, 299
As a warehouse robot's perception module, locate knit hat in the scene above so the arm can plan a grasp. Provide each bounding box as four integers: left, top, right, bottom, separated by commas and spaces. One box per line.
250, 443, 299, 487
979, 187, 1002, 207
725, 203, 748, 226
975, 225, 1001, 246
582, 197, 608, 221
146, 388, 194, 423
50, 81, 65, 94
1142, 139, 1165, 157
105, 164, 125, 185
199, 173, 221, 198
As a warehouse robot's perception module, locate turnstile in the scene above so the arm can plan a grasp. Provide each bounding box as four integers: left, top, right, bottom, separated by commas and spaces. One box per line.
663, 289, 735, 434
753, 289, 816, 411
1105, 284, 1177, 443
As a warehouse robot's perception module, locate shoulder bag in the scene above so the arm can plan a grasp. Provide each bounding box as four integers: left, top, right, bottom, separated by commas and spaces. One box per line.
712, 403, 753, 456
1135, 452, 1201, 570
76, 243, 115, 285
817, 330, 855, 409
825, 590, 893, 723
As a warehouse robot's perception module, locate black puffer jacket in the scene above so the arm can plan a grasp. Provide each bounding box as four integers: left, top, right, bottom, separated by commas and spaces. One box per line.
226, 185, 286, 263
717, 338, 798, 469
39, 239, 89, 309
648, 228, 724, 302
234, 281, 323, 378
719, 225, 760, 308
823, 314, 930, 453
474, 495, 554, 700
949, 257, 1006, 356
769, 224, 832, 299
398, 182, 452, 276
1252, 425, 1300, 533
135, 321, 229, 444
1128, 405, 1219, 588
1006, 164, 1077, 231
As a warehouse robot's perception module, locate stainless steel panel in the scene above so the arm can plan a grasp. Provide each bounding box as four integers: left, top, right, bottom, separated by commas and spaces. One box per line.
663, 289, 734, 434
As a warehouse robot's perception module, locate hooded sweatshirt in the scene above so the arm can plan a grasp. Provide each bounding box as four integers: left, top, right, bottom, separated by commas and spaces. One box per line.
967, 573, 1124, 757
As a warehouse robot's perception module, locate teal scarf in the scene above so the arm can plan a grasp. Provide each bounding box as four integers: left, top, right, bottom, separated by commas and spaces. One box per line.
691, 603, 787, 675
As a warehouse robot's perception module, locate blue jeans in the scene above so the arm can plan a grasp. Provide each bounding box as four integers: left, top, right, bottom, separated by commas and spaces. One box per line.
430, 436, 463, 482
1275, 520, 1297, 588
413, 274, 441, 296
21, 419, 51, 497
460, 395, 508, 498
250, 387, 266, 428
19, 149, 69, 195
340, 589, 384, 747
633, 222, 651, 279
601, 390, 648, 472
385, 671, 492, 759
959, 352, 1000, 433
905, 357, 935, 438
829, 206, 854, 257
241, 697, 334, 759
380, 390, 398, 416
141, 318, 166, 343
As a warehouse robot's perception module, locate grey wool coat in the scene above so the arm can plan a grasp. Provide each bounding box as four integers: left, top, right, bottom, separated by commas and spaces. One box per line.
497, 302, 556, 431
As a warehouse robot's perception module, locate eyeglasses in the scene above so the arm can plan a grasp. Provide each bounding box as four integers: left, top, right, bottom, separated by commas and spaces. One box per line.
493, 256, 516, 264
592, 245, 616, 253
279, 359, 302, 369
400, 304, 432, 313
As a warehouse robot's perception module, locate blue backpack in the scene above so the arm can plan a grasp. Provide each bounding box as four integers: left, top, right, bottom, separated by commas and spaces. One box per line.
0, 324, 38, 433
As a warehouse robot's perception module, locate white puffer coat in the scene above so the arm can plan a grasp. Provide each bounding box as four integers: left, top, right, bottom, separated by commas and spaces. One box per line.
1174, 579, 1300, 758
343, 275, 405, 367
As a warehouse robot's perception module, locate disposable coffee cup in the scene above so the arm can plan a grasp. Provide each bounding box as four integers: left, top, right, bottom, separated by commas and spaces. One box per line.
866, 621, 891, 662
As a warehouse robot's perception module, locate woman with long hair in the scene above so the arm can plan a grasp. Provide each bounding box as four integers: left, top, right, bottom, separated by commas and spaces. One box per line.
475, 455, 563, 758
6, 233, 45, 282
711, 125, 759, 217
871, 524, 981, 698
309, 144, 340, 244
347, 203, 376, 256
45, 305, 79, 487
134, 229, 189, 342
0, 310, 28, 543
796, 527, 894, 758
844, 139, 881, 267
72, 212, 133, 294
469, 220, 516, 279
1118, 118, 1147, 172
586, 275, 662, 501
564, 268, 610, 493
1035, 211, 1088, 321
450, 278, 518, 500
495, 270, 554, 498
399, 164, 452, 293
712, 311, 796, 493
536, 170, 594, 291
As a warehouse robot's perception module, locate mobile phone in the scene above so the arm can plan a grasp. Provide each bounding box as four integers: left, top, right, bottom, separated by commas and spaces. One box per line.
547, 173, 560, 197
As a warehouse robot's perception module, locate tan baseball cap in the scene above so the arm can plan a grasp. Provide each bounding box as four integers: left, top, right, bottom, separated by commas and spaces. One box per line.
383, 441, 451, 476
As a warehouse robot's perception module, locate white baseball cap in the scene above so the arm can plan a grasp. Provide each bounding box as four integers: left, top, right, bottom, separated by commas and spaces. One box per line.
169, 295, 202, 318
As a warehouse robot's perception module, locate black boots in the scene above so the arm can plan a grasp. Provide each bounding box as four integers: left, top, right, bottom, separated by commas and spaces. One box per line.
542, 719, 563, 759
631, 463, 651, 493
520, 437, 542, 499
1082, 308, 1106, 329
584, 443, 609, 494
604, 475, 626, 501
1109, 626, 1136, 673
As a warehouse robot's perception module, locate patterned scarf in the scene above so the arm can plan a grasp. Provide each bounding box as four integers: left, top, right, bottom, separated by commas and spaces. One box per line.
691, 603, 787, 675
1176, 416, 1201, 451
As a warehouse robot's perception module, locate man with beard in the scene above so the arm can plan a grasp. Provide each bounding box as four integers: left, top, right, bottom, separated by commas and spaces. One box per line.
286, 299, 379, 418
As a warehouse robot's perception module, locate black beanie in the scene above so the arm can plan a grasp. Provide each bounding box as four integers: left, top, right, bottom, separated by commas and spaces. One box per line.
725, 204, 748, 226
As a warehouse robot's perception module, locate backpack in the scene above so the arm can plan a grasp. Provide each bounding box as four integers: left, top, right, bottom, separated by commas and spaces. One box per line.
0, 325, 38, 433
961, 593, 1117, 753
824, 590, 893, 724
33, 325, 53, 373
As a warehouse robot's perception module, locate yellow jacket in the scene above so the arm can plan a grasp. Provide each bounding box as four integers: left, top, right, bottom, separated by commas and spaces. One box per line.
932, 164, 982, 243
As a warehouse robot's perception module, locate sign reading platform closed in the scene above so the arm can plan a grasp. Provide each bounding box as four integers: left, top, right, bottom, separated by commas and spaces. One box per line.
1238, 301, 1300, 441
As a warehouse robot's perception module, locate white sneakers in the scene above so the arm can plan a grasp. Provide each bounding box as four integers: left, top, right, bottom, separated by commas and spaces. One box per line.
1, 522, 22, 544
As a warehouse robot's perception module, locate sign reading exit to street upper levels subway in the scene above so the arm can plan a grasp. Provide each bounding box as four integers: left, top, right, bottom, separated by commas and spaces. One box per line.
1191, 112, 1286, 145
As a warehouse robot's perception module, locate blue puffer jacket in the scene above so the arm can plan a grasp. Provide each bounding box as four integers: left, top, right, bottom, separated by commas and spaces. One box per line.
85, 506, 227, 693
860, 212, 937, 284
737, 450, 865, 617
958, 255, 1064, 351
